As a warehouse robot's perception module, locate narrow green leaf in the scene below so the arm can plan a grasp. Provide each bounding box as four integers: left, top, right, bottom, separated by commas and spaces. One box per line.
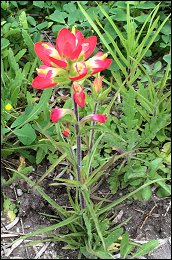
78, 2, 127, 77
132, 240, 159, 258
15, 49, 27, 62
8, 48, 19, 72
83, 212, 93, 245
22, 29, 35, 57
13, 214, 78, 243
120, 232, 133, 258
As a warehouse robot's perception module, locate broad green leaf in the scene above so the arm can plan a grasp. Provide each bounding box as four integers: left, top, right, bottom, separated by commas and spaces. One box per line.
141, 186, 152, 201
33, 1, 45, 8
149, 158, 163, 176
13, 123, 36, 145
36, 147, 47, 164
36, 22, 48, 30
1, 38, 10, 50
138, 2, 156, 9
161, 22, 171, 35
135, 14, 149, 23
48, 10, 68, 24
11, 86, 20, 106
27, 16, 36, 26
153, 61, 162, 73
163, 54, 171, 64
156, 178, 171, 196
11, 88, 52, 128
156, 185, 171, 197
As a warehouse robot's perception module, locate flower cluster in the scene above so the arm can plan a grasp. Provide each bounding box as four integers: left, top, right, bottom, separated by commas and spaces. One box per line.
32, 27, 112, 134
32, 27, 112, 89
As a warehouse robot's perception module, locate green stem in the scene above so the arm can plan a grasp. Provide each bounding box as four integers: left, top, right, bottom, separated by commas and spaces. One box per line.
73, 100, 85, 209
88, 102, 98, 175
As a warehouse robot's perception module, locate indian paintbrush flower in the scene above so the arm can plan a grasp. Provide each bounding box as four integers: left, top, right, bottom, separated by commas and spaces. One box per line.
32, 27, 112, 89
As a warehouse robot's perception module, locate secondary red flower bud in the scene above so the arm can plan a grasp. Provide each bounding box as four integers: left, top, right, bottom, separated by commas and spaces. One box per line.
50, 108, 75, 123
62, 128, 70, 137
81, 114, 107, 124
72, 82, 86, 108
93, 76, 104, 93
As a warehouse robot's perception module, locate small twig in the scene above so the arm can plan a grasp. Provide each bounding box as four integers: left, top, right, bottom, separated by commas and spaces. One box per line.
140, 205, 157, 229
5, 239, 24, 257
2, 217, 20, 231
34, 242, 50, 259
20, 218, 30, 259
164, 201, 171, 216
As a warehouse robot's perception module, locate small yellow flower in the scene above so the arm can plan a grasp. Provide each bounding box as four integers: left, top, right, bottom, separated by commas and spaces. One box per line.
5, 103, 12, 111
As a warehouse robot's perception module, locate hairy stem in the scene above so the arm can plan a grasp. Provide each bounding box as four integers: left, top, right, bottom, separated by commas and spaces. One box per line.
73, 100, 85, 209
89, 103, 98, 151
88, 102, 98, 175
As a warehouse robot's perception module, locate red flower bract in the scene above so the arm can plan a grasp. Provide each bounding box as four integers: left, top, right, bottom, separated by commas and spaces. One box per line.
91, 114, 107, 123
50, 108, 65, 123
72, 82, 86, 108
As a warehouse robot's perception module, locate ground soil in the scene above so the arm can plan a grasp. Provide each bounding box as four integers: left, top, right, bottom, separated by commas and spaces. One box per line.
1, 161, 171, 259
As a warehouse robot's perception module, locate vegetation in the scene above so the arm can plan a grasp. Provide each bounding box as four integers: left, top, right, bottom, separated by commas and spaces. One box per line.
1, 1, 171, 259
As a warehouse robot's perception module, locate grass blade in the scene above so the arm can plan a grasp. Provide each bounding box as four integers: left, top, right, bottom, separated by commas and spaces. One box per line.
98, 178, 170, 216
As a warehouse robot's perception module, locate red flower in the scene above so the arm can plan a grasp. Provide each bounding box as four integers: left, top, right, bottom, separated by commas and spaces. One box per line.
81, 114, 107, 124
72, 82, 86, 108
32, 28, 112, 89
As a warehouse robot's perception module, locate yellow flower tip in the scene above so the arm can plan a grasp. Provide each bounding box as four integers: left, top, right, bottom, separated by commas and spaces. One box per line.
100, 53, 108, 60
36, 68, 46, 74
42, 43, 49, 49
5, 103, 12, 111
72, 26, 76, 34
